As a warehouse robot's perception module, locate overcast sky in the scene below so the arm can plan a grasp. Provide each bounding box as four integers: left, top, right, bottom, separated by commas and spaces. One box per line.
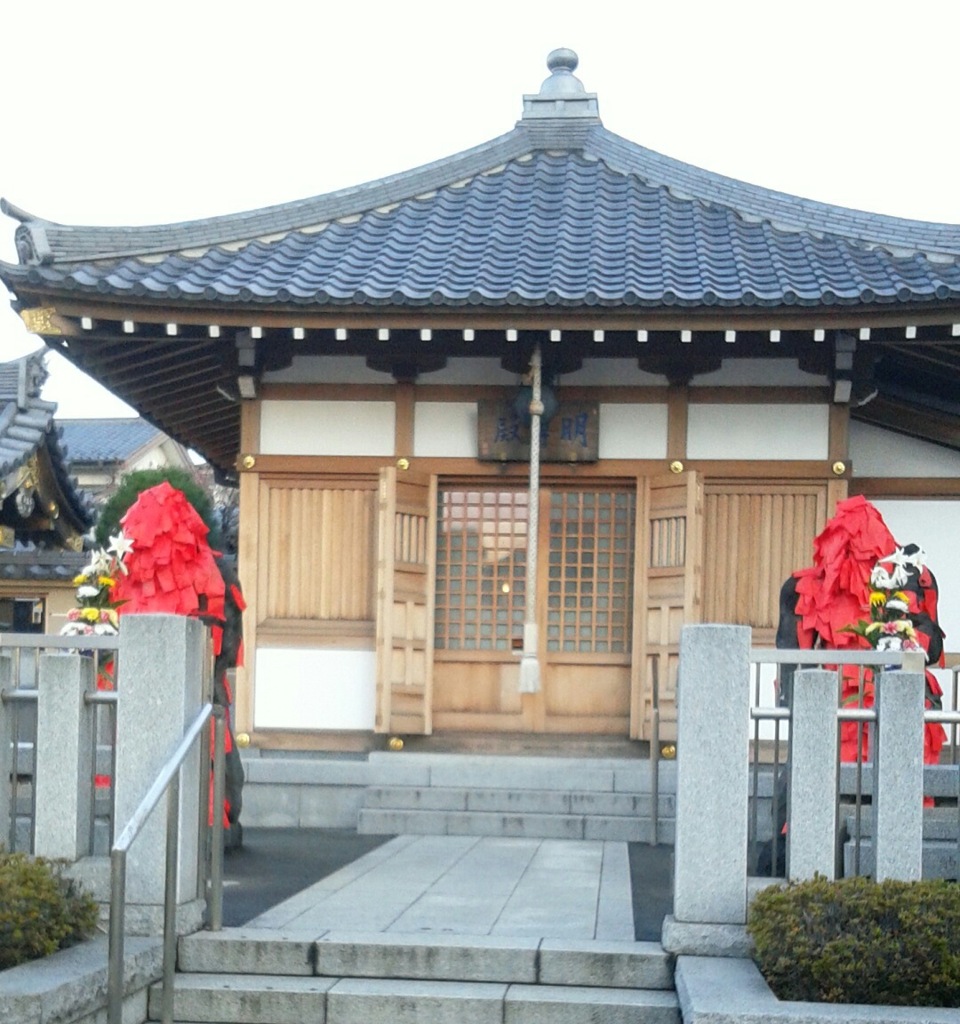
2, 0, 959, 415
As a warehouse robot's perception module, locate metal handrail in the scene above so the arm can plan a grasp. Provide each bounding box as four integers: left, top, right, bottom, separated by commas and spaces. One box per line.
107, 703, 225, 1024
650, 658, 660, 846
749, 647, 918, 666
0, 633, 120, 651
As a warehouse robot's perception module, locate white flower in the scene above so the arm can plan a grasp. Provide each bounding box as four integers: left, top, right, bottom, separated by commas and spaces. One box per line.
83, 549, 112, 577
59, 622, 92, 637
107, 532, 134, 573
77, 585, 100, 600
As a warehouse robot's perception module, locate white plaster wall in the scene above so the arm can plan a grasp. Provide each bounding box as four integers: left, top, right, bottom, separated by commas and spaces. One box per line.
414, 402, 477, 457
872, 501, 960, 660
263, 356, 385, 384
850, 421, 960, 477
417, 358, 516, 385
560, 359, 666, 386
253, 648, 376, 730
695, 358, 828, 387
687, 404, 829, 460
260, 400, 395, 456
598, 404, 669, 459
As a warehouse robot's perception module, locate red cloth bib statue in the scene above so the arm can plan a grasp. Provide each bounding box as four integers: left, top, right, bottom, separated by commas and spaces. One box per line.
777, 494, 946, 766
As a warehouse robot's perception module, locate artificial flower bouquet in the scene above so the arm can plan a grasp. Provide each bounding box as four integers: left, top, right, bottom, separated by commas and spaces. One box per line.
60, 532, 133, 638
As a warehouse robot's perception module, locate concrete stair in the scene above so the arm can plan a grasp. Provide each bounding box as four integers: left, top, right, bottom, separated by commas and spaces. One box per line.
843, 806, 960, 879
357, 753, 676, 843
157, 928, 679, 1023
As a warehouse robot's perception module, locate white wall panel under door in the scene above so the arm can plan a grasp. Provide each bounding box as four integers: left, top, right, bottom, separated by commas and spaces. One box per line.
253, 648, 376, 731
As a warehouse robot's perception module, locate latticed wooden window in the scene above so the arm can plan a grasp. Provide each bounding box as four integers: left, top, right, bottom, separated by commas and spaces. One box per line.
435, 489, 527, 651
547, 490, 636, 654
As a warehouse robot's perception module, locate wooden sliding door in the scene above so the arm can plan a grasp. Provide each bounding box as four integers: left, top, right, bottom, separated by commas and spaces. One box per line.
432, 484, 636, 734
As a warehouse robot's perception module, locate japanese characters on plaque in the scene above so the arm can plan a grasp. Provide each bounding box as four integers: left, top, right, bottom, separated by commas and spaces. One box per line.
477, 399, 599, 462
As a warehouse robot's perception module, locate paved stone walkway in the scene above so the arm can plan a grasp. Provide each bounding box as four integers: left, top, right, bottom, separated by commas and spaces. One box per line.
245, 835, 635, 940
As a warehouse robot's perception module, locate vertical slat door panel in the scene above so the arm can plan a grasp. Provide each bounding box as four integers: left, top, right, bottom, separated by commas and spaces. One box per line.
631, 472, 703, 741
702, 482, 831, 642
258, 480, 376, 624
376, 467, 437, 735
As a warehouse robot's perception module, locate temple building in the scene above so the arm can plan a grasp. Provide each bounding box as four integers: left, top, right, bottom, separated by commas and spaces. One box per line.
57, 417, 196, 506
0, 350, 91, 632
2, 50, 959, 751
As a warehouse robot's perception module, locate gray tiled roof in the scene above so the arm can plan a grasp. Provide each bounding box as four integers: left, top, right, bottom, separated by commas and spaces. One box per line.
0, 349, 59, 479
2, 51, 959, 312
0, 545, 86, 581
57, 417, 163, 464
0, 350, 93, 537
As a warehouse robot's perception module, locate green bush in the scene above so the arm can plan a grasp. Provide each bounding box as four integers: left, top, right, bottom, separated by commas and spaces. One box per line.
0, 852, 99, 970
94, 467, 220, 550
748, 875, 960, 1007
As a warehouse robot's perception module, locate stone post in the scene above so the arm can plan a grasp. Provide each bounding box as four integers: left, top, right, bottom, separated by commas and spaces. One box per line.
0, 653, 12, 848
34, 653, 95, 861
114, 615, 205, 919
673, 624, 751, 925
874, 663, 925, 881
788, 669, 839, 881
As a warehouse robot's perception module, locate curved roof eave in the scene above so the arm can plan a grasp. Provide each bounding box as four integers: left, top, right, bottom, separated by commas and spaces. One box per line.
4, 114, 960, 270
0, 126, 536, 265
588, 130, 960, 260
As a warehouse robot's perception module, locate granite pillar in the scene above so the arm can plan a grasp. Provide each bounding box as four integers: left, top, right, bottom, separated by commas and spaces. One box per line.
788, 669, 838, 881
114, 615, 205, 907
874, 664, 925, 881
34, 653, 95, 861
0, 653, 12, 848
674, 624, 751, 925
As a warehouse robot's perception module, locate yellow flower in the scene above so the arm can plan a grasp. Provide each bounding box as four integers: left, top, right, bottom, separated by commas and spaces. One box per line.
81, 608, 99, 623
73, 574, 89, 587
865, 622, 882, 634
98, 576, 115, 589
869, 591, 886, 608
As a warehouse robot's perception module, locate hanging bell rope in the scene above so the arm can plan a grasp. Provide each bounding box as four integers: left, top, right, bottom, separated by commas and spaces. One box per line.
519, 344, 543, 694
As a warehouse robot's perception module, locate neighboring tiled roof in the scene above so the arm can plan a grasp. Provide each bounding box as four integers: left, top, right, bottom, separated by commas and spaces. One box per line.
2, 51, 959, 312
0, 544, 86, 581
0, 350, 93, 534
0, 349, 59, 479
58, 417, 163, 465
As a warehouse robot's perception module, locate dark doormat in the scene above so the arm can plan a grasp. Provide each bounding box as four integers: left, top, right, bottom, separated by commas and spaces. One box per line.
221, 828, 393, 927
628, 842, 673, 941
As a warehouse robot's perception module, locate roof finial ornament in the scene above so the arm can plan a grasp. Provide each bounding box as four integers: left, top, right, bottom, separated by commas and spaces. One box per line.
541, 48, 583, 95
522, 48, 600, 121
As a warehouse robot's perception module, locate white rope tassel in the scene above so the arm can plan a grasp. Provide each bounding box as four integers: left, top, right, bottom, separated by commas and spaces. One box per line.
519, 345, 543, 694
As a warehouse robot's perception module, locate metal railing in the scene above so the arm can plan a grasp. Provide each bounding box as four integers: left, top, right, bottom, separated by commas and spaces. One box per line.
0, 634, 120, 853
748, 648, 960, 879
107, 703, 225, 1024
649, 658, 661, 845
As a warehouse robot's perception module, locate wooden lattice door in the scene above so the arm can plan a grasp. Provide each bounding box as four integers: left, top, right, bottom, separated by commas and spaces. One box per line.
375, 467, 437, 735
631, 472, 703, 741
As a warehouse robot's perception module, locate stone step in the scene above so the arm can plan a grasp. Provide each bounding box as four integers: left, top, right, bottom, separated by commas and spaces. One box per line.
178, 930, 674, 989
147, 972, 331, 1023
363, 785, 675, 817
357, 806, 675, 842
364, 752, 671, 795
149, 973, 679, 1024
238, 752, 677, 831
843, 807, 960, 840
842, 837, 958, 879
